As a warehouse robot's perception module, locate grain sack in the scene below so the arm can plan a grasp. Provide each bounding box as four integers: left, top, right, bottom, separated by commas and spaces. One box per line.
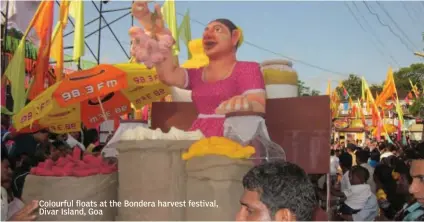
185, 155, 253, 221
116, 140, 195, 221
22, 173, 118, 221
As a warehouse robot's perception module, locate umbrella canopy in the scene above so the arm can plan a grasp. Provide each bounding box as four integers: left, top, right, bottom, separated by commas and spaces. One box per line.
13, 63, 170, 133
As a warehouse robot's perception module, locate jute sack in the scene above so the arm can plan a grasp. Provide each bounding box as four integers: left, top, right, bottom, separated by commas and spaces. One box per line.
185, 155, 253, 221
22, 173, 118, 221
116, 140, 194, 221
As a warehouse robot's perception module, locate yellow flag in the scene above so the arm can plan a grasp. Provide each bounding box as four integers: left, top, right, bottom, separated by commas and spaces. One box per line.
69, 0, 85, 62
161, 0, 179, 55
4, 40, 26, 113
325, 80, 331, 95
50, 0, 70, 81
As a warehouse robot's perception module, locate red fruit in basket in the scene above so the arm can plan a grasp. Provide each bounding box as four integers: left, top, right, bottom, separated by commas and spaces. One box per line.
38, 162, 45, 168
62, 168, 72, 176
52, 167, 64, 177
30, 168, 37, 175
45, 159, 54, 169
66, 154, 73, 161
37, 169, 54, 176
64, 162, 75, 169
73, 147, 82, 160
73, 169, 91, 177
55, 157, 67, 166
99, 167, 109, 174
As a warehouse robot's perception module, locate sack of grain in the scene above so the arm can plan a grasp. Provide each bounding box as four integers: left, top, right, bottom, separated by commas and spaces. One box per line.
22, 173, 118, 221
116, 140, 194, 221
185, 155, 253, 221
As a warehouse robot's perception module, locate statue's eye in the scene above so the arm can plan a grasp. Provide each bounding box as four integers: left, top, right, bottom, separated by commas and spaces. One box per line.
214, 26, 222, 33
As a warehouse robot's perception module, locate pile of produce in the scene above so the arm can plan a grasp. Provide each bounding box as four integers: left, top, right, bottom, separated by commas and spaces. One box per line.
182, 136, 256, 160
30, 148, 117, 177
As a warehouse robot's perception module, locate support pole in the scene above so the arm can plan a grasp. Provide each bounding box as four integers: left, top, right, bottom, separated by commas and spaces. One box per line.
2, 0, 10, 75
96, 0, 103, 64
91, 1, 130, 59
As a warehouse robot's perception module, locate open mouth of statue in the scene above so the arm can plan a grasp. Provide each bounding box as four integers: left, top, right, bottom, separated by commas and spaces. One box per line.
203, 41, 217, 50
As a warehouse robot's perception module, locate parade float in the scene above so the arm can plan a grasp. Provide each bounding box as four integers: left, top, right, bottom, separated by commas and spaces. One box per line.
18, 2, 331, 221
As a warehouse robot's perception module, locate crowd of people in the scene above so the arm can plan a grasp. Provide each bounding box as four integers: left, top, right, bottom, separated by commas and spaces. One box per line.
323, 139, 424, 221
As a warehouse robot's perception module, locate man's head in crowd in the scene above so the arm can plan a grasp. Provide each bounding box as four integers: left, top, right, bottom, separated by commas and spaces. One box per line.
349, 165, 369, 185
347, 143, 356, 153
356, 150, 370, 165
1, 143, 12, 189
32, 129, 49, 143
237, 161, 317, 221
339, 152, 353, 172
409, 142, 424, 205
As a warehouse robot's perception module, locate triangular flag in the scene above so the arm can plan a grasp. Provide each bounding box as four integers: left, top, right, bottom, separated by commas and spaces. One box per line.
68, 0, 85, 62
4, 40, 26, 113
161, 0, 179, 55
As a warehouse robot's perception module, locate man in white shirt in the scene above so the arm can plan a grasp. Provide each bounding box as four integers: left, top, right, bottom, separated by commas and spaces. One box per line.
330, 150, 340, 186
356, 150, 376, 194
339, 152, 353, 192
380, 143, 397, 160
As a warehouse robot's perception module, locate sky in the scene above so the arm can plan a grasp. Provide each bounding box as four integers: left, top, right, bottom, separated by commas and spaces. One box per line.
60, 1, 424, 93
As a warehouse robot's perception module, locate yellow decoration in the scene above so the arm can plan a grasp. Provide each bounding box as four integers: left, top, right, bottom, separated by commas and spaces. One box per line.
351, 119, 364, 128
376, 189, 387, 200
181, 39, 209, 69
182, 136, 256, 160
262, 69, 298, 85
236, 26, 244, 48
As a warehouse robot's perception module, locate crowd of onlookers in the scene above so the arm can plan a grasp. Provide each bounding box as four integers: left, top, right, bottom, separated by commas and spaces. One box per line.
320, 139, 424, 221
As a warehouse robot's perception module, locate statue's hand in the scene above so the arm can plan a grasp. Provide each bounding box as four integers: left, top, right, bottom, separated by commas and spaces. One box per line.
132, 1, 165, 34
131, 1, 152, 29
129, 27, 174, 68
215, 96, 252, 115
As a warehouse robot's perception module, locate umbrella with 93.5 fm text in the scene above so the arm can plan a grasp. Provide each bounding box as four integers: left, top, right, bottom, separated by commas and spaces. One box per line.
13, 63, 170, 134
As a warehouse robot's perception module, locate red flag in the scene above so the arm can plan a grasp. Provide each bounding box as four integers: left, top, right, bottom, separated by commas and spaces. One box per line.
28, 1, 54, 100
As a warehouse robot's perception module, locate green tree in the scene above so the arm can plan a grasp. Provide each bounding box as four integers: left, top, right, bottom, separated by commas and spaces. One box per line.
298, 80, 320, 96
393, 63, 424, 91
336, 74, 362, 100
298, 80, 310, 96
409, 95, 424, 140
310, 89, 320, 96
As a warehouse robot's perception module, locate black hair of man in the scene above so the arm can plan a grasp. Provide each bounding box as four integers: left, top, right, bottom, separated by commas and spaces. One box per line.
350, 165, 370, 182
339, 152, 353, 169
347, 143, 357, 152
242, 161, 317, 221
356, 150, 370, 164
370, 149, 381, 162
1, 142, 8, 161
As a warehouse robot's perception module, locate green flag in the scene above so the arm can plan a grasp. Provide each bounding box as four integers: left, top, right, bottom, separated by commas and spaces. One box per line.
178, 9, 192, 59
161, 0, 179, 55
4, 39, 26, 113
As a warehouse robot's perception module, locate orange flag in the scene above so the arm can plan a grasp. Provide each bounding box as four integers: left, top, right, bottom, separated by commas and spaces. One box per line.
28, 1, 55, 100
